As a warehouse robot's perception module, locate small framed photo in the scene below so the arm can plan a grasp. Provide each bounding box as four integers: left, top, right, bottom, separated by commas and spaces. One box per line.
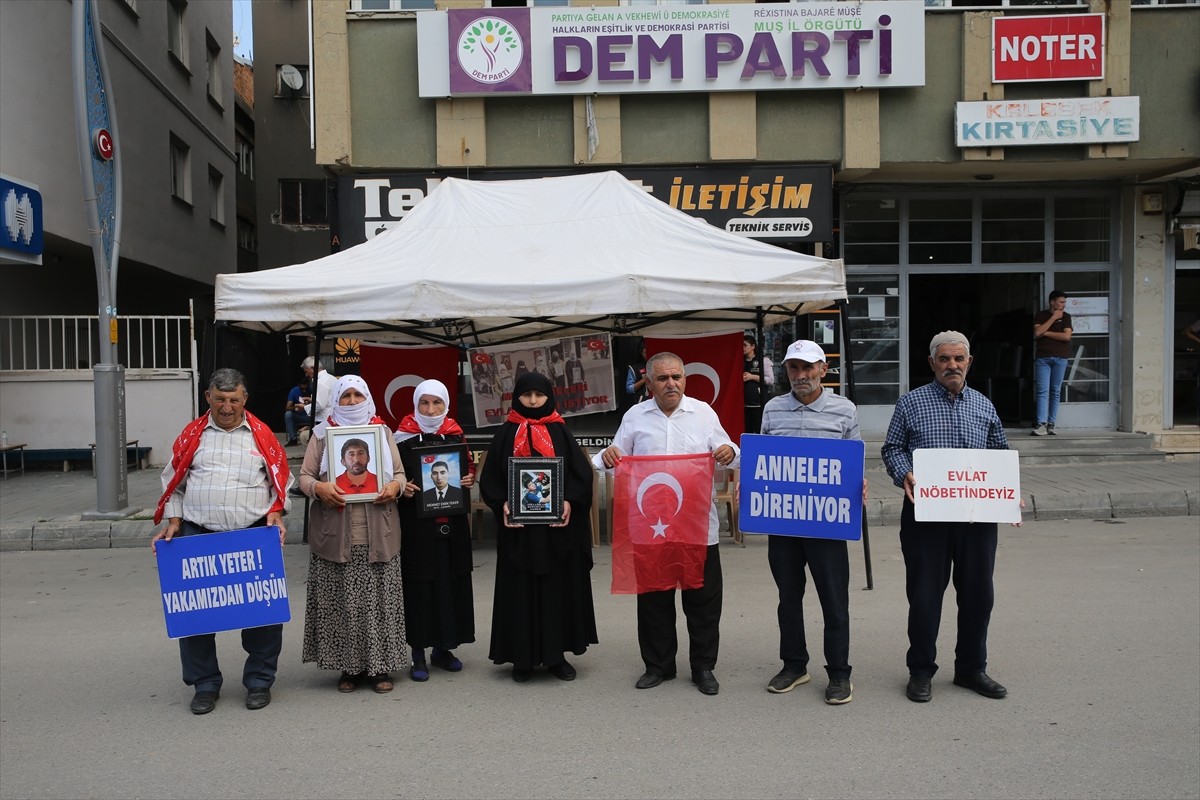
413, 443, 470, 519
326, 425, 386, 504
507, 457, 565, 525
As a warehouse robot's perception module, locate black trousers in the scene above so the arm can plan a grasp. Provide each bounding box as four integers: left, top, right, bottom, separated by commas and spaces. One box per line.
176, 520, 283, 693
636, 544, 722, 675
767, 534, 851, 679
898, 500, 997, 678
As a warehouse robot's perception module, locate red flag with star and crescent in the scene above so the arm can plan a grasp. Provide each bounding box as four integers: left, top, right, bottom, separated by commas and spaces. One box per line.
645, 330, 744, 440
611, 453, 715, 595
360, 342, 460, 430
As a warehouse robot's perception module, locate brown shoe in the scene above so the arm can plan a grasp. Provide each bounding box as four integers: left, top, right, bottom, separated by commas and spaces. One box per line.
370, 673, 394, 694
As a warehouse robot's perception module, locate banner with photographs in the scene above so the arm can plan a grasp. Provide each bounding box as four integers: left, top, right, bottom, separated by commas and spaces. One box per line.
468, 333, 616, 427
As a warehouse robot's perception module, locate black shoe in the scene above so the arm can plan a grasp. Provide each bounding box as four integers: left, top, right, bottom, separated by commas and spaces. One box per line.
245, 688, 271, 710
285, 438, 299, 447
548, 660, 576, 681
512, 667, 532, 683
190, 691, 219, 715
635, 670, 674, 690
906, 675, 932, 703
953, 671, 1007, 699
691, 669, 720, 696
766, 667, 811, 694
824, 677, 853, 705
430, 648, 463, 672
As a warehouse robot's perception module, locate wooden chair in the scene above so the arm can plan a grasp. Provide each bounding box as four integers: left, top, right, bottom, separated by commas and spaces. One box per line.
713, 467, 741, 545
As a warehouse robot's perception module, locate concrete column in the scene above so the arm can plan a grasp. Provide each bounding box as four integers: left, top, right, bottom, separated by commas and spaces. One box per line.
842, 89, 880, 171
1120, 185, 1168, 432
961, 11, 1003, 162
573, 95, 623, 164
436, 99, 486, 167
709, 93, 757, 161
1088, 0, 1131, 160
312, 1, 352, 166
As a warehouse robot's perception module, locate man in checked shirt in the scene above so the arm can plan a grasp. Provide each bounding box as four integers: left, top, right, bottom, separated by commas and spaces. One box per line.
882, 331, 1020, 705
151, 368, 293, 715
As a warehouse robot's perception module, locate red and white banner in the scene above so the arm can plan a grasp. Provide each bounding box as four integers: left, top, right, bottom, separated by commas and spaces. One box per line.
611, 453, 715, 595
992, 14, 1104, 83
359, 342, 461, 430
467, 333, 615, 427
645, 330, 744, 440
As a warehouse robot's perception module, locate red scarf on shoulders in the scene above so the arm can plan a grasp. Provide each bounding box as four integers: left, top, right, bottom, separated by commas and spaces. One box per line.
154, 410, 290, 524
506, 409, 565, 457
396, 414, 464, 438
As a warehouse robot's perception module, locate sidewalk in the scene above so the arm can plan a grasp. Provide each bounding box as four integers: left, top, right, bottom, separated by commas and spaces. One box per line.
1, 441, 1196, 551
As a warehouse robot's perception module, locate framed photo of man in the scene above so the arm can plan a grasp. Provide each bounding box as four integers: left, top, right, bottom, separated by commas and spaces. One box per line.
325, 425, 385, 504
507, 457, 565, 525
414, 443, 470, 519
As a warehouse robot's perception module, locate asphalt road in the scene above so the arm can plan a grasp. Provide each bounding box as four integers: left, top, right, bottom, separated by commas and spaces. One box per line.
1, 517, 1197, 800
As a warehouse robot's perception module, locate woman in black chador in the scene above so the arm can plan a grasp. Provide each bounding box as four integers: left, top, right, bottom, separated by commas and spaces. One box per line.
480, 371, 598, 683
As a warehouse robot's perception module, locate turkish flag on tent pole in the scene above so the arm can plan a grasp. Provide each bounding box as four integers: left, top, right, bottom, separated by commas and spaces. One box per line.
611, 453, 715, 595
644, 330, 744, 440
360, 342, 460, 430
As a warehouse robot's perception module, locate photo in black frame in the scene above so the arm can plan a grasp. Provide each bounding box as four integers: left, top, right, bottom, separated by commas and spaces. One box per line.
413, 443, 471, 519
507, 457, 565, 525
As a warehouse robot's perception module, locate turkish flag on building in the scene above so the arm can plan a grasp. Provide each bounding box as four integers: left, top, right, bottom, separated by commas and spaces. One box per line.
359, 342, 460, 430
645, 330, 744, 439
611, 453, 715, 595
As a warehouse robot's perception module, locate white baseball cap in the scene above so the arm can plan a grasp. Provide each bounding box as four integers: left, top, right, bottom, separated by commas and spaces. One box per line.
783, 340, 826, 364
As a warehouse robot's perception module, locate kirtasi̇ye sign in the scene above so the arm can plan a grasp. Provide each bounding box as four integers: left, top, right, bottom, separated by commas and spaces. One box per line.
417, 1, 925, 97
992, 13, 1104, 83
955, 97, 1139, 148
337, 166, 833, 248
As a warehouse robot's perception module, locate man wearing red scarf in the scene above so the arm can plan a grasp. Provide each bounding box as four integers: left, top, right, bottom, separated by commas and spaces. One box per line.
151, 368, 292, 715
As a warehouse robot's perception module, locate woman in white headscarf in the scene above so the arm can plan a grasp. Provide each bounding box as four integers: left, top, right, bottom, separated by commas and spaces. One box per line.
394, 379, 477, 682
299, 375, 408, 694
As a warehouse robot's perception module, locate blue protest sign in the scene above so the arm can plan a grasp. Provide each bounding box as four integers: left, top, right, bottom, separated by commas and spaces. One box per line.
738, 434, 865, 541
155, 526, 291, 639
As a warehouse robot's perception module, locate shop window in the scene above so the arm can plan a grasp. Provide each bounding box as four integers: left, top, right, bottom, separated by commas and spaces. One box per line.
1054, 197, 1111, 262
845, 274, 901, 406
843, 198, 899, 266
909, 198, 971, 264
279, 179, 329, 227
982, 198, 1044, 263
1053, 271, 1110, 403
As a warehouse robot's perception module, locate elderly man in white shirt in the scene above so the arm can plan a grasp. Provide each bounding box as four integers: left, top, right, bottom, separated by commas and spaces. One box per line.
595, 352, 738, 696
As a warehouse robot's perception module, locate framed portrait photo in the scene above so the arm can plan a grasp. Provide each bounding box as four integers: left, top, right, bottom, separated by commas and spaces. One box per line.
413, 443, 470, 519
326, 425, 386, 504
507, 457, 565, 525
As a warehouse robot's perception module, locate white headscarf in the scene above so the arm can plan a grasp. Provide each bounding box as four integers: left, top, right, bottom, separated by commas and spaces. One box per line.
413, 379, 450, 433
314, 375, 394, 482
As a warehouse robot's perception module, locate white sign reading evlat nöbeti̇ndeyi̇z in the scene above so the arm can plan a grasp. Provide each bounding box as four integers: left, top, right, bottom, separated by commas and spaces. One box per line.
737, 434, 865, 541
913, 449, 1021, 524
417, 1, 925, 97
955, 97, 1139, 148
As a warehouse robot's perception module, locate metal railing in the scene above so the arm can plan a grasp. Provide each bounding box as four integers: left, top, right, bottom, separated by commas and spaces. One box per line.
0, 314, 194, 372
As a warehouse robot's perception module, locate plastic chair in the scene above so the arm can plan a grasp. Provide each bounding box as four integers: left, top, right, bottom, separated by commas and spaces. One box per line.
713, 467, 742, 545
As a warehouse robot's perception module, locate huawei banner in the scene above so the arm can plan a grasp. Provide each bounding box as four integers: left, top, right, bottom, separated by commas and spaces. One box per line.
468, 333, 616, 427
359, 342, 461, 430
644, 331, 744, 439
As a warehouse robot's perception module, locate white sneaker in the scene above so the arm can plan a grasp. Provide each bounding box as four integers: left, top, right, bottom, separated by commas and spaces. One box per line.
1031, 424, 1048, 436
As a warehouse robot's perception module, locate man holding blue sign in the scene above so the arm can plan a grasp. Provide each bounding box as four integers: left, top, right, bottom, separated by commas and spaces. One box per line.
759, 340, 865, 706
151, 368, 293, 715
882, 331, 1013, 704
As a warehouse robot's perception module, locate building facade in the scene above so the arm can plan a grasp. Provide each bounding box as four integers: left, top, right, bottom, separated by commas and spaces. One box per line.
297, 0, 1196, 433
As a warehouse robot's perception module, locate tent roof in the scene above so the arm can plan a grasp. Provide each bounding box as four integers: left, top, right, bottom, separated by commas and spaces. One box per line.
215, 171, 846, 346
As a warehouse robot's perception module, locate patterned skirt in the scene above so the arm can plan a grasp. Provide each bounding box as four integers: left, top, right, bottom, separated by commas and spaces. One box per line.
302, 545, 409, 676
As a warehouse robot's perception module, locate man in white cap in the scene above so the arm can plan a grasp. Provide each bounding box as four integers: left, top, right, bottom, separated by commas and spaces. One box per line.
759, 340, 864, 705
301, 356, 337, 423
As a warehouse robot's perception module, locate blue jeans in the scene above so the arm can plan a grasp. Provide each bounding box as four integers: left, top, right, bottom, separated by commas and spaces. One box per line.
1034, 356, 1068, 426
284, 408, 311, 440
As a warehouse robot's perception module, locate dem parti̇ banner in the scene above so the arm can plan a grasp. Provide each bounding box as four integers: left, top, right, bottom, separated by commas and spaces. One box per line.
468, 333, 616, 427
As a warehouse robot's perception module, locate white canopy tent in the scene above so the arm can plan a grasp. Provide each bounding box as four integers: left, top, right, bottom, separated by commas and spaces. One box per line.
215, 171, 846, 346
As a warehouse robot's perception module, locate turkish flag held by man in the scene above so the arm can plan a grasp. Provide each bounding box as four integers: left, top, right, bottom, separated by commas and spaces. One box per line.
360, 342, 460, 430
645, 331, 744, 440
611, 453, 715, 594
